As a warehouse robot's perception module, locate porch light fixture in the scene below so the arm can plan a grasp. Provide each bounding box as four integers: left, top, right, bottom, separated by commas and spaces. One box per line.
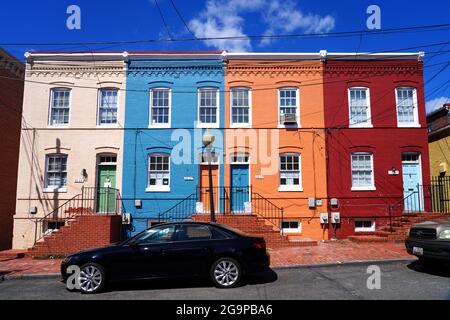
202, 128, 216, 223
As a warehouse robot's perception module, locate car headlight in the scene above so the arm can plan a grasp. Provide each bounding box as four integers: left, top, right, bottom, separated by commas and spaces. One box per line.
438, 229, 450, 240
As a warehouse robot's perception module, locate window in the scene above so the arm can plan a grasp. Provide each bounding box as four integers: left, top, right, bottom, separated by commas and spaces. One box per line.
355, 220, 375, 232
279, 88, 299, 126
231, 88, 250, 126
348, 88, 371, 127
45, 154, 67, 192
198, 88, 218, 127
351, 153, 375, 190
99, 155, 117, 164
150, 88, 171, 127
402, 153, 420, 163
147, 153, 170, 191
98, 89, 118, 125
49, 88, 71, 126
177, 225, 212, 241
396, 87, 419, 127
279, 153, 302, 191
230, 152, 249, 164
132, 225, 177, 244
281, 220, 302, 233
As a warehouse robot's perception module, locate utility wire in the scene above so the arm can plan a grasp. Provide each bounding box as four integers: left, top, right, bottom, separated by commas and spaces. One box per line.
169, 0, 196, 38
154, 0, 174, 40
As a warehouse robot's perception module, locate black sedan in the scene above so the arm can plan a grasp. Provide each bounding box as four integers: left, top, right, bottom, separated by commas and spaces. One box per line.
61, 221, 270, 293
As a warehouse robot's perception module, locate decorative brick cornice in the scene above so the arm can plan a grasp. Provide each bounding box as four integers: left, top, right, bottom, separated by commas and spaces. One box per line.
324, 65, 422, 77
27, 63, 126, 78
225, 66, 322, 77
127, 66, 223, 77
0, 49, 25, 78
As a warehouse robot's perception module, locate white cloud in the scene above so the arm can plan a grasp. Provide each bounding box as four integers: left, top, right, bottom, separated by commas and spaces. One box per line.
188, 0, 335, 52
426, 96, 449, 114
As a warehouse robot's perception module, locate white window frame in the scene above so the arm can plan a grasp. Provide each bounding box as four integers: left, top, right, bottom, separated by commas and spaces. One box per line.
278, 153, 303, 192
395, 87, 420, 128
354, 219, 376, 232
278, 87, 300, 128
348, 87, 373, 128
44, 154, 68, 193
351, 152, 376, 191
146, 153, 170, 192
281, 220, 302, 233
230, 87, 252, 128
48, 88, 71, 127
197, 87, 219, 128
149, 87, 172, 129
97, 88, 119, 126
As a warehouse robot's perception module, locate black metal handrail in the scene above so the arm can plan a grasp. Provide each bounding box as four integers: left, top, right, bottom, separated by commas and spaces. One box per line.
158, 192, 198, 222
250, 191, 284, 235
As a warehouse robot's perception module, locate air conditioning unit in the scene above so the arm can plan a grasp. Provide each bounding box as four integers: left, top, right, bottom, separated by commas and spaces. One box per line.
330, 198, 339, 207
280, 113, 297, 124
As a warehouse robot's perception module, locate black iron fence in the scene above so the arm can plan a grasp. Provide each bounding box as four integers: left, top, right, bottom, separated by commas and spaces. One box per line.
426, 176, 450, 213
34, 186, 123, 244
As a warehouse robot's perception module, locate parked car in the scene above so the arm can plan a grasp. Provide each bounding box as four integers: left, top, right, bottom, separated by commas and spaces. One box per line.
61, 221, 270, 294
405, 218, 450, 265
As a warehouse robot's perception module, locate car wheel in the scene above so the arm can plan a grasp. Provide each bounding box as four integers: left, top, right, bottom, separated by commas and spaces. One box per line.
78, 263, 106, 294
211, 257, 242, 288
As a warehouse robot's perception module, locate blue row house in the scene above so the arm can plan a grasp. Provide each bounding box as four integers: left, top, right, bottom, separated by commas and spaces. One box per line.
122, 52, 226, 235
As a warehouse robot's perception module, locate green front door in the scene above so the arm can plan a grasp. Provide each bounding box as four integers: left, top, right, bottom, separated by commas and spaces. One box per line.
97, 165, 117, 213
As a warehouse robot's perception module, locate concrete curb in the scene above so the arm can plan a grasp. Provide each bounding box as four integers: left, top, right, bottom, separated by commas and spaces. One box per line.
271, 258, 417, 270
0, 258, 417, 281
0, 273, 61, 281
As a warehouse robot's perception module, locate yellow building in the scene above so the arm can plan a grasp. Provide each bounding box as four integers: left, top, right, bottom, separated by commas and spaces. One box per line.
427, 104, 450, 177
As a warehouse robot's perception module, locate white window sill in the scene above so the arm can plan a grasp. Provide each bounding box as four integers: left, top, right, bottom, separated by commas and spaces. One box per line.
146, 186, 170, 193
43, 187, 67, 193
96, 124, 119, 128
351, 186, 376, 191
278, 123, 301, 129
355, 229, 376, 233
197, 123, 219, 129
47, 125, 69, 129
282, 228, 302, 234
230, 123, 251, 129
349, 123, 373, 128
278, 186, 303, 192
148, 124, 171, 129
397, 123, 421, 128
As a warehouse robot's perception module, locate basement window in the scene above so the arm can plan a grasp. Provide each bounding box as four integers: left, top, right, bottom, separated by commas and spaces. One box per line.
281, 220, 302, 233
354, 220, 375, 232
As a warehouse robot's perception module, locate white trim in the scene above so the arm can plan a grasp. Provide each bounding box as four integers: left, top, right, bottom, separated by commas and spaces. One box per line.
278, 87, 301, 128
351, 152, 375, 191
279, 153, 303, 191
395, 87, 420, 128
229, 87, 252, 128
197, 87, 220, 129
97, 87, 120, 127
149, 87, 172, 129
47, 87, 72, 127
146, 186, 170, 193
354, 219, 376, 232
147, 153, 171, 191
348, 87, 373, 128
281, 220, 302, 233
43, 187, 67, 193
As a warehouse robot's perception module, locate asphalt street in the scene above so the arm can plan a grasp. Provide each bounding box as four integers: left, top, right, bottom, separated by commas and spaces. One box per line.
1, 261, 449, 300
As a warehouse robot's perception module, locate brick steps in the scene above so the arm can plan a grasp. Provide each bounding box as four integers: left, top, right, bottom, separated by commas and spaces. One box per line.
349, 213, 449, 243
26, 215, 121, 257
191, 214, 317, 248
0, 249, 26, 260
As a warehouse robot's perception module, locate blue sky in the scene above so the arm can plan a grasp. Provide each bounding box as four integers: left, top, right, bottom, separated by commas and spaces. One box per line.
1, 0, 449, 113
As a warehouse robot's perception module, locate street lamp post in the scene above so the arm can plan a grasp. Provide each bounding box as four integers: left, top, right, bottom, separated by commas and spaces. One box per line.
202, 129, 216, 223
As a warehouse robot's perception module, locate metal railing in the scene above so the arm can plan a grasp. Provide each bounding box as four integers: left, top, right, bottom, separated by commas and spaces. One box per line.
250, 191, 284, 235
426, 176, 450, 213
33, 186, 122, 244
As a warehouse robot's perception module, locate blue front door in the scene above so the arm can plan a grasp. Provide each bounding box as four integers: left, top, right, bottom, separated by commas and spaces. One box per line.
231, 164, 249, 213
402, 154, 423, 212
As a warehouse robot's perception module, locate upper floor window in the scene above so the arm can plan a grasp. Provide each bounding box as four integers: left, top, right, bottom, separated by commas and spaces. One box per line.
98, 89, 118, 125
230, 88, 250, 126
279, 153, 302, 191
348, 87, 372, 127
147, 153, 170, 192
150, 88, 171, 127
198, 87, 219, 127
49, 88, 71, 126
279, 88, 299, 126
396, 87, 419, 127
45, 154, 67, 192
351, 152, 375, 191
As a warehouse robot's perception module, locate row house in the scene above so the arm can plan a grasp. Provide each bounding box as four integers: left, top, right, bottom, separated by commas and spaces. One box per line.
12, 50, 431, 253
0, 48, 24, 250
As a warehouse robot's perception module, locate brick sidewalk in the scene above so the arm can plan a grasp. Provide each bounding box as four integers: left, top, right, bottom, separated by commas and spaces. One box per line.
0, 240, 412, 278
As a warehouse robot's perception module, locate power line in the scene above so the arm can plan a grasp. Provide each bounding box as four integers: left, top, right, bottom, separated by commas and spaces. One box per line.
154, 0, 174, 40
1, 23, 449, 46
169, 0, 196, 38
